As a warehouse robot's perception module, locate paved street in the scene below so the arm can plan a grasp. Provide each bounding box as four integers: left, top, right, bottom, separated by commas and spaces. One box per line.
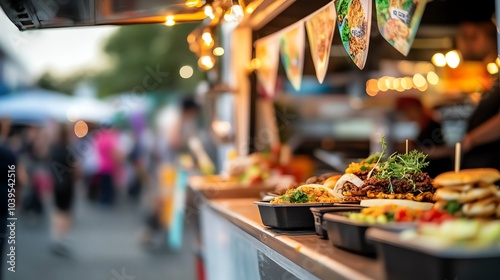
3, 191, 196, 280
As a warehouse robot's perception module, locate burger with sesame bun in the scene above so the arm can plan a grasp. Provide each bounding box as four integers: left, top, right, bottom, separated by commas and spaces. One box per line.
433, 168, 500, 218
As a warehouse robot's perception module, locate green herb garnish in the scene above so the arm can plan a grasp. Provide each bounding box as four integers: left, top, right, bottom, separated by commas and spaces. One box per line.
281, 189, 309, 203
374, 147, 429, 193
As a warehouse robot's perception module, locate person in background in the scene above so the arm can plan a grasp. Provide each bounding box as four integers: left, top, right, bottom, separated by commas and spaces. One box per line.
49, 125, 79, 256
396, 97, 453, 178
22, 126, 51, 216
456, 20, 500, 170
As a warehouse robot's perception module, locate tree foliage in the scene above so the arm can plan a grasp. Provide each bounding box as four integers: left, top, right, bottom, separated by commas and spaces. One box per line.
38, 23, 205, 97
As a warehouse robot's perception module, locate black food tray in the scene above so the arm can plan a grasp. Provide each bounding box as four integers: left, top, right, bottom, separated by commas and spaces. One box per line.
322, 211, 375, 256
310, 207, 363, 239
367, 228, 500, 280
254, 202, 339, 230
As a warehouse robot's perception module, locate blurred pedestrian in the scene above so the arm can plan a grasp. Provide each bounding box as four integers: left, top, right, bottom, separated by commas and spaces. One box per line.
49, 125, 79, 256
22, 126, 52, 216
95, 126, 122, 206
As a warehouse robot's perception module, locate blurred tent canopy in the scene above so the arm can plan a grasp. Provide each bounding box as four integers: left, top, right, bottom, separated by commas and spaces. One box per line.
0, 89, 115, 124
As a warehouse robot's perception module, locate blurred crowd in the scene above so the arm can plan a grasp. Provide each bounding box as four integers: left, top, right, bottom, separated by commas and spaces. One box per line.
0, 95, 214, 267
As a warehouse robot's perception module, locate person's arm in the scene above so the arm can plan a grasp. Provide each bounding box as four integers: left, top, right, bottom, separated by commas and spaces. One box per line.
463, 113, 500, 152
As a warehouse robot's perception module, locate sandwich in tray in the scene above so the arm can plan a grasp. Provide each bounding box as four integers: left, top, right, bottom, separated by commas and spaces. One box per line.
433, 168, 500, 218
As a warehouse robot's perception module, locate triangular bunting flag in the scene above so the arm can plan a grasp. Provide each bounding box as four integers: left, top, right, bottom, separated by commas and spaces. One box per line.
335, 0, 372, 69
375, 0, 427, 56
305, 2, 337, 84
255, 35, 280, 97
279, 22, 306, 91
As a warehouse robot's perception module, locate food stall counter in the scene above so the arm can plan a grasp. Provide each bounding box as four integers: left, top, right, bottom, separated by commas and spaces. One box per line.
200, 198, 384, 280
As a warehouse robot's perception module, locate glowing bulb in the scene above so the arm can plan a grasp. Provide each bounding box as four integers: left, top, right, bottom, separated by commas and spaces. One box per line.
74, 120, 88, 138
418, 83, 428, 92
496, 57, 500, 67
378, 77, 389, 91
249, 58, 261, 70
202, 31, 213, 47
224, 4, 244, 23
427, 71, 439, 85
366, 79, 379, 96
403, 77, 413, 89
487, 62, 499, 74
165, 15, 175, 26
204, 5, 215, 19
179, 65, 194, 79
445, 50, 460, 68
385, 76, 395, 90
213, 47, 224, 56
431, 53, 446, 67
413, 73, 426, 88
392, 78, 400, 91
185, 0, 203, 8
198, 55, 215, 70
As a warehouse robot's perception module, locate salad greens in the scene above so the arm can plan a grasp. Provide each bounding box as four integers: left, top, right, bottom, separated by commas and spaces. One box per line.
341, 20, 351, 42
281, 189, 309, 203
372, 136, 429, 193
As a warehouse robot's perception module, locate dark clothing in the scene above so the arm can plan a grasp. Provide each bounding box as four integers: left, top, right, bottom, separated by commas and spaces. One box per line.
463, 82, 500, 170
100, 173, 114, 206
415, 119, 453, 178
50, 145, 75, 212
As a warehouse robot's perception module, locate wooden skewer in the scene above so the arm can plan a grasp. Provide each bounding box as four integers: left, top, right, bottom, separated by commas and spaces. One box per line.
405, 139, 408, 154
455, 142, 461, 173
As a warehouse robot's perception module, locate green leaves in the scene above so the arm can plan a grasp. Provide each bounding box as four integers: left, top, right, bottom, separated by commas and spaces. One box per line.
281, 189, 309, 203
374, 149, 429, 192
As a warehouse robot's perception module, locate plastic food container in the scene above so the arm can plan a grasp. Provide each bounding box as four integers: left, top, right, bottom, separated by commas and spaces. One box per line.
367, 228, 500, 280
253, 201, 337, 230
310, 207, 363, 239
322, 211, 376, 255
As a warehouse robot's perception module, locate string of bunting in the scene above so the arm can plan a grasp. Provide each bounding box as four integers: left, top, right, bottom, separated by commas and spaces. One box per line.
254, 0, 428, 97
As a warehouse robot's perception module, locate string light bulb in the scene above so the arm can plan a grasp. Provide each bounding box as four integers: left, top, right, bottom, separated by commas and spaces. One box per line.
202, 31, 214, 47
185, 0, 203, 8
165, 15, 175, 26
224, 4, 244, 23
204, 5, 215, 19
445, 50, 460, 68
198, 55, 215, 70
213, 47, 224, 56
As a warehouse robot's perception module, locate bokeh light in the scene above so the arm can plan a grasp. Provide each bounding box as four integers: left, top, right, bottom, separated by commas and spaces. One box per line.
213, 47, 225, 56
413, 73, 427, 88
179, 65, 194, 79
427, 71, 439, 85
432, 53, 446, 67
487, 62, 499, 75
74, 120, 88, 138
445, 50, 460, 68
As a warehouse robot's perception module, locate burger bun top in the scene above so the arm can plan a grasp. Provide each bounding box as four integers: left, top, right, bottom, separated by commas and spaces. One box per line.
434, 168, 500, 187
